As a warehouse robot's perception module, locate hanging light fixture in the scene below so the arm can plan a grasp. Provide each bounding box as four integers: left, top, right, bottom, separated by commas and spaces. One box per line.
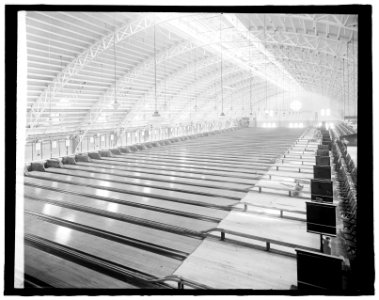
152, 23, 160, 117
352, 39, 357, 117
346, 41, 350, 117
113, 32, 120, 110
342, 46, 346, 119
48, 38, 52, 126
282, 47, 285, 117
248, 19, 253, 116
264, 15, 269, 115
219, 14, 225, 117
193, 49, 198, 111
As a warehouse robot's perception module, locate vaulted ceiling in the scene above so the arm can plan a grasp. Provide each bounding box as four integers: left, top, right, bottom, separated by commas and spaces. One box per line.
23, 12, 358, 139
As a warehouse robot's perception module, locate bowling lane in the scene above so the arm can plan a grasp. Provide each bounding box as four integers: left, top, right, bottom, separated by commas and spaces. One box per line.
95, 156, 270, 173
89, 159, 265, 179
133, 150, 277, 161
25, 198, 203, 254
26, 172, 238, 207
138, 148, 282, 160
127, 152, 274, 164
149, 141, 295, 154
45, 168, 247, 200
103, 155, 272, 170
25, 214, 183, 279
24, 183, 229, 224
62, 164, 253, 191
25, 244, 137, 288
74, 162, 259, 185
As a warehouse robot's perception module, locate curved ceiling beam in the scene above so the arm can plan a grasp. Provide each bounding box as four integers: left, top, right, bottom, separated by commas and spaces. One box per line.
224, 14, 302, 91
171, 72, 279, 124
253, 29, 357, 61
119, 55, 224, 128
183, 87, 283, 125
28, 14, 160, 131
160, 14, 300, 92
77, 39, 215, 130
282, 14, 357, 33
124, 59, 274, 127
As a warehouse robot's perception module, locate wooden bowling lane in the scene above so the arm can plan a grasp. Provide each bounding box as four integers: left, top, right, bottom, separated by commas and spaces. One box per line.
44, 167, 247, 200
162, 131, 298, 144
24, 179, 231, 222
141, 147, 287, 159
24, 214, 182, 280
151, 139, 298, 155
78, 161, 262, 181
173, 238, 297, 289
25, 186, 203, 253
92, 159, 267, 179
62, 164, 254, 191
25, 244, 138, 288
24, 183, 226, 232
25, 198, 202, 256
128, 152, 274, 164
26, 172, 238, 209
135, 150, 276, 161
103, 155, 272, 170
94, 156, 270, 174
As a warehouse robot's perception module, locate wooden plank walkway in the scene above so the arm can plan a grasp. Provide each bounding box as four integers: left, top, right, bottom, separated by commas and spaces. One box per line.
173, 238, 297, 289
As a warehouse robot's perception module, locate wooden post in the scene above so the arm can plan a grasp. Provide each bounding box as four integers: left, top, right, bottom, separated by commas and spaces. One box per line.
320, 234, 324, 252
178, 281, 184, 289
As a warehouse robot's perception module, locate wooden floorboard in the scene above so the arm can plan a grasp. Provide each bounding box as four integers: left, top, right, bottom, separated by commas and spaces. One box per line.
26, 172, 238, 207
44, 167, 247, 199
76, 161, 261, 182
240, 190, 307, 216
173, 238, 297, 289
62, 164, 253, 191
24, 196, 203, 254
24, 184, 224, 231
25, 214, 183, 279
25, 245, 138, 288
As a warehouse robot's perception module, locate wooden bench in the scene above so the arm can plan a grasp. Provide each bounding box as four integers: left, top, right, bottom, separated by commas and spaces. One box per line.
253, 181, 310, 198
274, 165, 313, 174
229, 201, 306, 219
202, 227, 320, 253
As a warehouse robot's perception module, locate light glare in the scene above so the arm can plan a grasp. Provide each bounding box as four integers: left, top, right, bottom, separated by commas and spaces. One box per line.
290, 101, 302, 111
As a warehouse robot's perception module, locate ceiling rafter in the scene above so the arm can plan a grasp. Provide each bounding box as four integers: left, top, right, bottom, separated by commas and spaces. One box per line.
28, 14, 158, 132
24, 12, 358, 138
